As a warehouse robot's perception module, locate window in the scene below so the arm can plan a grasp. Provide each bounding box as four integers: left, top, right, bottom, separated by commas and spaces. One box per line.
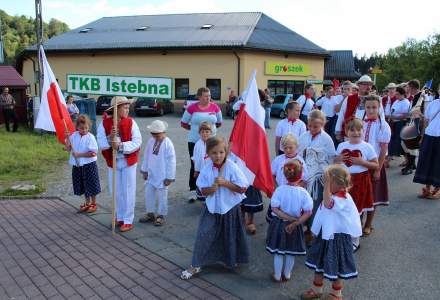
206, 79, 221, 100
175, 79, 189, 99
268, 80, 304, 97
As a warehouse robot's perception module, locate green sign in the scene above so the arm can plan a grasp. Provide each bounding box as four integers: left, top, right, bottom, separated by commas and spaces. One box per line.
265, 61, 311, 76
66, 74, 172, 98
306, 80, 323, 84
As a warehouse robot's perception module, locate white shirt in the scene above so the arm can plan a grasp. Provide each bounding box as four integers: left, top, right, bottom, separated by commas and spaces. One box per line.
297, 131, 336, 168
311, 193, 362, 240
296, 95, 315, 117
316, 96, 337, 118
192, 139, 209, 172
271, 154, 308, 185
68, 132, 98, 166
97, 118, 142, 169
196, 159, 249, 214
391, 99, 411, 118
270, 185, 313, 218
141, 137, 176, 188
384, 96, 393, 117
336, 141, 377, 174
424, 99, 440, 137
362, 119, 391, 157
275, 119, 307, 151
333, 94, 345, 105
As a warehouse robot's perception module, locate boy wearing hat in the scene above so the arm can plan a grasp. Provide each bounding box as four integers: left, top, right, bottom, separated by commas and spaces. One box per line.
97, 96, 142, 232
139, 120, 176, 226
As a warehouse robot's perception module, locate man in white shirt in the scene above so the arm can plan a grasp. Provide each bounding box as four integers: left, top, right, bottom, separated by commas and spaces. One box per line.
316, 86, 338, 142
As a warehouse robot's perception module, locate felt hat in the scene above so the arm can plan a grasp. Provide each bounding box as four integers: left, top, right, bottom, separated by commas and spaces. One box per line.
106, 96, 133, 111
385, 82, 397, 89
147, 120, 168, 133
356, 75, 374, 85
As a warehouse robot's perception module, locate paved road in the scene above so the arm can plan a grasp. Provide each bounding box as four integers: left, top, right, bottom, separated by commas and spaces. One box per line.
0, 199, 237, 299
45, 113, 440, 299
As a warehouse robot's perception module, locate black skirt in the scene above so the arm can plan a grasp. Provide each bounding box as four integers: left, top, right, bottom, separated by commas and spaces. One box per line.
305, 232, 358, 281
414, 135, 440, 187
72, 161, 101, 197
389, 121, 406, 156
241, 186, 263, 213
266, 217, 306, 255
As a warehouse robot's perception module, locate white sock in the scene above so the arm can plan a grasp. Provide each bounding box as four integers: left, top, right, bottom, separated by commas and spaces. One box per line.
283, 255, 295, 279
273, 254, 283, 280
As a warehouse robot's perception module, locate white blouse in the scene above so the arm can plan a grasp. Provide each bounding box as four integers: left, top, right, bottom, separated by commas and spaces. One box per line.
68, 132, 98, 166
362, 119, 391, 156
390, 99, 411, 117
272, 154, 308, 185
296, 95, 315, 117
311, 193, 362, 240
424, 99, 440, 137
140, 137, 176, 188
316, 96, 338, 118
192, 139, 209, 172
270, 185, 313, 218
196, 159, 249, 214
336, 141, 377, 174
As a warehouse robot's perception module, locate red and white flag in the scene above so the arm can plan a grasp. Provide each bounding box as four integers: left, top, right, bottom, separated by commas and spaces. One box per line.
229, 70, 275, 197
35, 46, 74, 144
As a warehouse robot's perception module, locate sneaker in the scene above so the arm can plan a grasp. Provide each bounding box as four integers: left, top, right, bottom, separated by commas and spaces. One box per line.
139, 213, 155, 223
120, 224, 134, 232
188, 190, 197, 203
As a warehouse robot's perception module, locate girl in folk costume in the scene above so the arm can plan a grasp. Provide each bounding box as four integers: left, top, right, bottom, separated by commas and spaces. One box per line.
274, 101, 307, 155
139, 120, 176, 226
361, 95, 392, 236
267, 134, 309, 223
266, 159, 313, 282
382, 83, 397, 167
335, 119, 378, 250
296, 84, 316, 124
192, 122, 213, 201
181, 136, 249, 280
97, 97, 142, 233
302, 165, 362, 300
414, 93, 440, 199
388, 86, 411, 159
65, 115, 101, 213
297, 110, 336, 246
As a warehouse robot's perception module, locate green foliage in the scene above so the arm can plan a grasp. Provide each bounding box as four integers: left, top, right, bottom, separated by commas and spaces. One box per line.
0, 9, 69, 65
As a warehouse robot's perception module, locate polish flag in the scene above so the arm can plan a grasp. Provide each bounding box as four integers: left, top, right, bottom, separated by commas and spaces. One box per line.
229, 70, 275, 197
35, 46, 74, 144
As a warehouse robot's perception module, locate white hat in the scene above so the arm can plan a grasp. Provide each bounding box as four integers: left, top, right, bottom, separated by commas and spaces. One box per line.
385, 82, 397, 89
106, 96, 133, 111
147, 120, 168, 133
356, 75, 374, 84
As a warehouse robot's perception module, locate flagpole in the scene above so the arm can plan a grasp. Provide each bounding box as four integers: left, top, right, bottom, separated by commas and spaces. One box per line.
111, 103, 118, 236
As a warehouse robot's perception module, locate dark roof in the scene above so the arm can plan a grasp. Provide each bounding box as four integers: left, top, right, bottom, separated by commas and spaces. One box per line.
0, 66, 28, 87
25, 12, 328, 56
324, 50, 361, 79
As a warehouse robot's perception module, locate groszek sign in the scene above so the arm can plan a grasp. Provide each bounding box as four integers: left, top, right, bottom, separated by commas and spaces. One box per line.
66, 74, 172, 99
265, 62, 310, 76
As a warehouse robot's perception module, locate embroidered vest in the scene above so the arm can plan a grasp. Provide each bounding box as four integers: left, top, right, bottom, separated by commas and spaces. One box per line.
342, 94, 361, 136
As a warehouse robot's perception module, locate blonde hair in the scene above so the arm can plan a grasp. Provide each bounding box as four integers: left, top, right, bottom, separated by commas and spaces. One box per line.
76, 114, 91, 129
345, 118, 363, 133
308, 109, 326, 123
199, 121, 212, 133
326, 164, 351, 189
197, 87, 211, 97
283, 159, 303, 182
281, 134, 298, 148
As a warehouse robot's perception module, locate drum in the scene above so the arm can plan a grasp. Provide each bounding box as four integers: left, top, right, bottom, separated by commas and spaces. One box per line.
400, 122, 421, 150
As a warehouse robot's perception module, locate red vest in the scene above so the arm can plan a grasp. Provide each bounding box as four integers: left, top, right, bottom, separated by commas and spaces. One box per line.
342, 94, 361, 136
102, 117, 139, 168
382, 96, 396, 109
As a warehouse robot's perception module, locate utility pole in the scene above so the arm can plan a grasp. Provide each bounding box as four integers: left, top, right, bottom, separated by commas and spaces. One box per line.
35, 0, 43, 97
0, 14, 4, 64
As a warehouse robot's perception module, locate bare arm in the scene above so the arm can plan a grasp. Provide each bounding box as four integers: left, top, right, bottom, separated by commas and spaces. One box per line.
272, 207, 297, 222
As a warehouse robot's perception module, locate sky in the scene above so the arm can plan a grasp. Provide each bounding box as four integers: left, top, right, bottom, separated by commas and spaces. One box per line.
3, 0, 440, 56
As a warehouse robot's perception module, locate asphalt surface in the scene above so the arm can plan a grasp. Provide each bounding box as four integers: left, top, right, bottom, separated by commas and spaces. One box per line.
45, 113, 440, 300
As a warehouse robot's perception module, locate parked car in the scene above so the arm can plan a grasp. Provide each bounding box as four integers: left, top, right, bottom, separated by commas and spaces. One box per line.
96, 96, 113, 114
182, 94, 198, 114
270, 94, 294, 118
134, 97, 174, 116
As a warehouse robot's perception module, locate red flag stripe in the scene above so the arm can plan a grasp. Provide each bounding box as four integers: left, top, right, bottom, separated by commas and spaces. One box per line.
47, 82, 75, 144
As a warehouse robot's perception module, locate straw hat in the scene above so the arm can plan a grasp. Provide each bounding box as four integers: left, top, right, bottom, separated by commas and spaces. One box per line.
105, 96, 133, 111
356, 75, 374, 84
147, 120, 168, 133
385, 83, 397, 89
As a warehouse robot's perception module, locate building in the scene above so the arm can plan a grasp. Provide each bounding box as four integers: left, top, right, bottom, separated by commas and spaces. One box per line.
18, 12, 329, 102
0, 66, 29, 124
324, 50, 360, 86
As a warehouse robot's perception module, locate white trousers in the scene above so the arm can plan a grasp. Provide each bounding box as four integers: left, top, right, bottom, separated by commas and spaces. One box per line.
108, 162, 137, 225
145, 183, 168, 216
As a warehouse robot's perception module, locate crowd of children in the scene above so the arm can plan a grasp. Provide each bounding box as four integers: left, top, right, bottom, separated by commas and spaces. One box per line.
63, 77, 438, 299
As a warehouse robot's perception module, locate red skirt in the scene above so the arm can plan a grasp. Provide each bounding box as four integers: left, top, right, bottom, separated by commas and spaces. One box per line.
349, 171, 374, 214
370, 167, 389, 206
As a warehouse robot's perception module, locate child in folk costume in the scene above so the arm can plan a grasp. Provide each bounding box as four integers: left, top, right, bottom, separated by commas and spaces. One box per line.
335, 118, 378, 250
181, 136, 249, 280
139, 120, 176, 226
296, 84, 316, 124
388, 86, 411, 158
65, 115, 101, 213
267, 134, 308, 223
297, 110, 336, 246
274, 101, 307, 155
266, 159, 313, 282
302, 165, 362, 300
192, 122, 213, 201
362, 96, 392, 235
97, 97, 142, 233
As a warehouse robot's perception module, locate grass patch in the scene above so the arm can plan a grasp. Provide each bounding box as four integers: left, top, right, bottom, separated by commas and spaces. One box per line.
0, 127, 68, 195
